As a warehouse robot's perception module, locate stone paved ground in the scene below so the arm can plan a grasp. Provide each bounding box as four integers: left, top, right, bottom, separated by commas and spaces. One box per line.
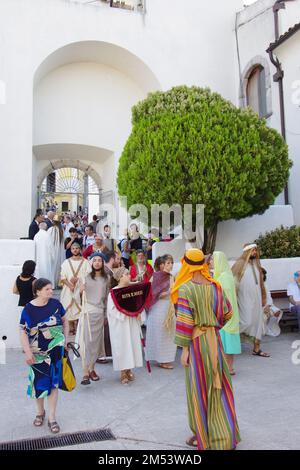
1, 332, 300, 450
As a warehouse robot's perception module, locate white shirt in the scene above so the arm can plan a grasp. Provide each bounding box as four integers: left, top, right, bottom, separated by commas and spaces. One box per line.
83, 235, 95, 248
287, 282, 300, 308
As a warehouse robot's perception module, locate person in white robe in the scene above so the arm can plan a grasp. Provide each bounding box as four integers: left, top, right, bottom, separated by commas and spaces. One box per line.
261, 268, 283, 337
60, 243, 91, 334
48, 216, 65, 288
34, 222, 52, 280
106, 266, 143, 385
232, 243, 270, 357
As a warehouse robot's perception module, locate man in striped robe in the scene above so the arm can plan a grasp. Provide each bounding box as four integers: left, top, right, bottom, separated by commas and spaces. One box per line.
171, 249, 241, 451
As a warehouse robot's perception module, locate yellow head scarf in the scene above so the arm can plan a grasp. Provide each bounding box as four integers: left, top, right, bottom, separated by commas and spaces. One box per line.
171, 248, 219, 304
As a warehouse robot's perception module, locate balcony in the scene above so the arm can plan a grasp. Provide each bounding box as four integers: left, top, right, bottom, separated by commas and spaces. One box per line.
69, 0, 145, 12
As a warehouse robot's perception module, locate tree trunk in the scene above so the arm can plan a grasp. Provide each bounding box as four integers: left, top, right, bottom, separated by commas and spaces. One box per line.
203, 224, 218, 254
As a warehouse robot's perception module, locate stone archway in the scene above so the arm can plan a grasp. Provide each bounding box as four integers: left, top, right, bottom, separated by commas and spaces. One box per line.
239, 55, 273, 117
37, 158, 102, 189
37, 159, 102, 217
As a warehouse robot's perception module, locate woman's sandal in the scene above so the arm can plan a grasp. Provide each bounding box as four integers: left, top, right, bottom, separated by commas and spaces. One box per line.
89, 370, 100, 382
33, 410, 45, 427
252, 349, 270, 358
229, 369, 236, 376
48, 421, 60, 434
186, 435, 198, 447
81, 375, 91, 385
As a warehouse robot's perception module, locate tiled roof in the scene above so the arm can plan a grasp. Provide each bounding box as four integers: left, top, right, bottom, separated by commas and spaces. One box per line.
267, 22, 300, 51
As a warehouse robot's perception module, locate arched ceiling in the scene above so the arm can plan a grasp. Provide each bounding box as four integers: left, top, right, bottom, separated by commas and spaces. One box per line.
34, 40, 161, 93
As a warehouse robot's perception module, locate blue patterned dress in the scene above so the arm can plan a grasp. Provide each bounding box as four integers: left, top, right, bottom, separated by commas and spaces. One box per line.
19, 298, 66, 398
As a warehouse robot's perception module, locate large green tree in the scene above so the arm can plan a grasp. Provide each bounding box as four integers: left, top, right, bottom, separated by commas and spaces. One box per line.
117, 86, 292, 252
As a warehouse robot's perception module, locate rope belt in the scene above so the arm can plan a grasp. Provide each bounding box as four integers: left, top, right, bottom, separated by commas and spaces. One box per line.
192, 325, 222, 390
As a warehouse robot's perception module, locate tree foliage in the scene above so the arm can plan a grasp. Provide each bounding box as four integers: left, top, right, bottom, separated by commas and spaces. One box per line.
117, 86, 291, 248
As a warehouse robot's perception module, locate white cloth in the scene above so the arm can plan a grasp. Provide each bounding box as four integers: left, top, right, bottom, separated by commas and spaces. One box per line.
60, 258, 91, 321
145, 298, 177, 363
236, 263, 264, 341
287, 282, 300, 308
107, 292, 143, 371
48, 226, 65, 288
34, 229, 52, 280
262, 283, 282, 337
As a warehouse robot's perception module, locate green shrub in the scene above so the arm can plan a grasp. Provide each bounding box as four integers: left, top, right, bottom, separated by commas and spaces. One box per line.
255, 225, 300, 259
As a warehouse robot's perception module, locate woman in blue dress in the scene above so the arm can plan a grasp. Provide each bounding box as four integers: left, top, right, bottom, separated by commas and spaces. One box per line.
19, 278, 69, 433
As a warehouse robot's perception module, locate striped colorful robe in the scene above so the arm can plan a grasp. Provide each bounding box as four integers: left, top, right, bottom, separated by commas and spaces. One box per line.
175, 281, 241, 450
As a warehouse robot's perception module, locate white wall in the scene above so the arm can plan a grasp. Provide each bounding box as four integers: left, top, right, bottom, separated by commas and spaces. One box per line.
0, 240, 36, 349
236, 0, 300, 215
274, 34, 300, 224
34, 62, 145, 152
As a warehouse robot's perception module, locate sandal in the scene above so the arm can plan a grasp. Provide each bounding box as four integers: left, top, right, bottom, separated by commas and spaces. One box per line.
33, 410, 45, 427
126, 370, 135, 381
81, 375, 91, 385
121, 371, 129, 385
48, 421, 60, 434
252, 349, 270, 358
89, 370, 100, 381
186, 435, 197, 447
159, 363, 174, 370
229, 369, 236, 376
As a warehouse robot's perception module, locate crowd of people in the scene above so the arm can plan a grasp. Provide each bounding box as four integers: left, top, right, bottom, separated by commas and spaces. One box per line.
13, 211, 298, 450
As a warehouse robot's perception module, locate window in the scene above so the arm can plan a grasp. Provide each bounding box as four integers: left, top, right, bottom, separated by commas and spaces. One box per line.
246, 66, 268, 118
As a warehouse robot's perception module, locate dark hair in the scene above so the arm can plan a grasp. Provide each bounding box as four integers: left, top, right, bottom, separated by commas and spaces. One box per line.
33, 278, 52, 296
104, 224, 110, 230
90, 257, 107, 280
21, 260, 36, 277
136, 249, 145, 256
69, 227, 77, 233
87, 224, 94, 232
154, 256, 164, 272
162, 254, 174, 263
35, 209, 43, 219
130, 223, 139, 232
93, 215, 97, 221
106, 251, 116, 262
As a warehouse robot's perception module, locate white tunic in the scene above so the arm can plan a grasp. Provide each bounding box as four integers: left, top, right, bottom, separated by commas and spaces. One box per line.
107, 292, 143, 371
237, 263, 264, 341
34, 229, 52, 280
